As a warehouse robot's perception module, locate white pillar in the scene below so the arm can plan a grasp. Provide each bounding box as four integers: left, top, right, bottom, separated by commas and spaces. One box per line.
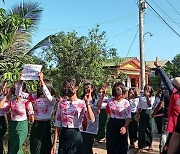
127, 76, 131, 88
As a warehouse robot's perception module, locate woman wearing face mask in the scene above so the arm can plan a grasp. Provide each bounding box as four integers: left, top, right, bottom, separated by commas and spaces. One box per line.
80, 83, 103, 154
137, 84, 156, 152
29, 72, 56, 154
0, 81, 34, 154
128, 88, 139, 149
0, 81, 8, 154
51, 78, 95, 154
101, 82, 131, 154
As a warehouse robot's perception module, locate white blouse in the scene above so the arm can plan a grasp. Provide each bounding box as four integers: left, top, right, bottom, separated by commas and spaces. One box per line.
129, 98, 139, 113
28, 85, 56, 120
55, 99, 86, 128
80, 98, 99, 135
104, 98, 131, 119
4, 98, 34, 121
138, 95, 155, 110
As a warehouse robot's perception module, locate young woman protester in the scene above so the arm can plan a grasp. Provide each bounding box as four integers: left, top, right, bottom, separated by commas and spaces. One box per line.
102, 82, 131, 154
137, 84, 156, 152
80, 83, 104, 154
0, 81, 8, 154
29, 72, 56, 154
0, 80, 34, 154
128, 88, 139, 149
51, 78, 95, 154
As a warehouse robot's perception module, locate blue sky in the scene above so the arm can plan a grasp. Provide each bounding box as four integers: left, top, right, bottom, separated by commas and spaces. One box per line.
2, 0, 180, 61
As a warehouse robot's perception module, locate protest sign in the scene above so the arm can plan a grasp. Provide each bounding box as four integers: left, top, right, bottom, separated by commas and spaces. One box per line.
21, 64, 42, 80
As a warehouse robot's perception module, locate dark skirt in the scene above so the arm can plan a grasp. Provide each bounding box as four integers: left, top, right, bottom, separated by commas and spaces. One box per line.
58, 127, 83, 154
106, 118, 128, 154
128, 112, 138, 145
30, 120, 52, 154
0, 116, 7, 154
81, 132, 95, 154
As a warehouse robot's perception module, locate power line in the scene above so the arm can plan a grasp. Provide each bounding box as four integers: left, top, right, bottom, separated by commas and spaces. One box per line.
166, 0, 180, 17
37, 13, 138, 32
113, 24, 139, 37
150, 0, 180, 27
146, 13, 180, 23
126, 28, 139, 57
146, 1, 180, 37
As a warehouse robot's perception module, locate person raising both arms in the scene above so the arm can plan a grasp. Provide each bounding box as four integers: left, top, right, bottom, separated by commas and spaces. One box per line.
51, 78, 95, 154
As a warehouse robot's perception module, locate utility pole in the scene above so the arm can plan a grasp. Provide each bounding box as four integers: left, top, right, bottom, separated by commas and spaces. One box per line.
139, 0, 147, 91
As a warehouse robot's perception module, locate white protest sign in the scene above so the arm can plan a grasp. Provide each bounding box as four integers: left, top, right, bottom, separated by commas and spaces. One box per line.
21, 64, 42, 80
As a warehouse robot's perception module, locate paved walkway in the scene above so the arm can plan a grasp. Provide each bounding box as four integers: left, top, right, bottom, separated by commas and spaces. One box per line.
93, 134, 160, 154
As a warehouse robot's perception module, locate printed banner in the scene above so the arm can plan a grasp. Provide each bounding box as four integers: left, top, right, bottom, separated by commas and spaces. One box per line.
20, 64, 42, 80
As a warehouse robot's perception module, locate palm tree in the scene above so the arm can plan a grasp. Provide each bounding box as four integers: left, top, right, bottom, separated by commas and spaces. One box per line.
0, 1, 43, 81
7, 1, 43, 54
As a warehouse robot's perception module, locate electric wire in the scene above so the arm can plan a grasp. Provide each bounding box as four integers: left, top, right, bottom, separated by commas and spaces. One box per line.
146, 1, 180, 37
113, 24, 139, 37
126, 28, 139, 57
149, 0, 180, 27
166, 0, 180, 17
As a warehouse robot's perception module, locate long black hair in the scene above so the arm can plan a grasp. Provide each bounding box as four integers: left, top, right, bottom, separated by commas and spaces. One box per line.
37, 79, 55, 98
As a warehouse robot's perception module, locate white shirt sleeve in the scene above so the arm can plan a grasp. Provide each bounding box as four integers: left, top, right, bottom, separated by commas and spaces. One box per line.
150, 96, 156, 107
42, 84, 53, 102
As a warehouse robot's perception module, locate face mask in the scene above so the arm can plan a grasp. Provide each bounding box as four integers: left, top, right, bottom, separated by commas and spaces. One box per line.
112, 89, 122, 97
15, 83, 23, 97
62, 88, 74, 97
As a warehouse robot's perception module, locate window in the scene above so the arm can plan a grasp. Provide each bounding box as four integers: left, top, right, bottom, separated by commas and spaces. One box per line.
131, 78, 136, 87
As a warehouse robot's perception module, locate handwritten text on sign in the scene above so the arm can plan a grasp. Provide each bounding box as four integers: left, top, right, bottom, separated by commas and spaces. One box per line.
21, 64, 42, 80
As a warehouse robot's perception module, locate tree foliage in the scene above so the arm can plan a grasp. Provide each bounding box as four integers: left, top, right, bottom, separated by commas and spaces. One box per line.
0, 8, 31, 53
37, 26, 118, 93
0, 2, 43, 85
164, 54, 180, 78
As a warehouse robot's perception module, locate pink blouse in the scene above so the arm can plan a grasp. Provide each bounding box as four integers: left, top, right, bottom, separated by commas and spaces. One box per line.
55, 99, 86, 128
28, 85, 56, 120
4, 98, 34, 121
104, 98, 131, 119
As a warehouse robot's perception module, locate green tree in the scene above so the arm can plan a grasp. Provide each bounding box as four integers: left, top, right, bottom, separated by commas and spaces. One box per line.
164, 54, 180, 78
30, 26, 119, 94
0, 2, 43, 83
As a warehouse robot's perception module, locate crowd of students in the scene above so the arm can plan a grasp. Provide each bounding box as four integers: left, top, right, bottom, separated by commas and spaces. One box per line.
0, 58, 179, 154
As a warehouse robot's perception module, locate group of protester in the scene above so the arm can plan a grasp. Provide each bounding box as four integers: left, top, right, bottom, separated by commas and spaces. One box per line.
0, 58, 179, 154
